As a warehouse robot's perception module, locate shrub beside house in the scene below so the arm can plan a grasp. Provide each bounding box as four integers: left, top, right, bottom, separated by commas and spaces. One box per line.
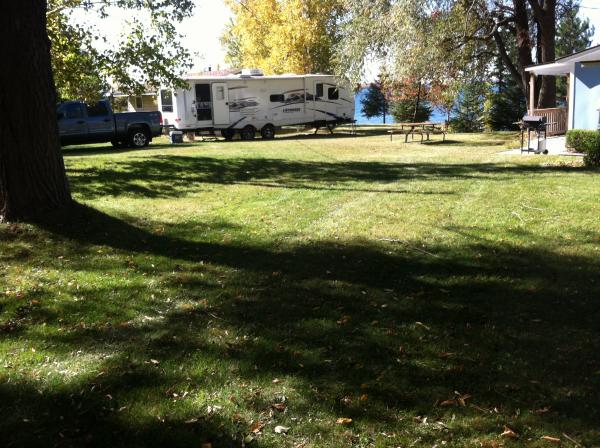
566, 129, 600, 166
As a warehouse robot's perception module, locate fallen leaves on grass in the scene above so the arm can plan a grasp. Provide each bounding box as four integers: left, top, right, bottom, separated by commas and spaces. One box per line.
437, 391, 471, 407
272, 403, 286, 412
415, 321, 430, 331
501, 426, 519, 439
336, 417, 353, 425
337, 315, 351, 325
541, 436, 561, 444
456, 392, 471, 407
250, 421, 265, 433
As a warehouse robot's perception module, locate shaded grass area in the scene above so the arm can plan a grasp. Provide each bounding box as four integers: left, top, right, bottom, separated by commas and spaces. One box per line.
1, 132, 599, 447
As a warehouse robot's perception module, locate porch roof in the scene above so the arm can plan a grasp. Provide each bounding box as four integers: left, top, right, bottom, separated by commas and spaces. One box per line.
525, 44, 600, 76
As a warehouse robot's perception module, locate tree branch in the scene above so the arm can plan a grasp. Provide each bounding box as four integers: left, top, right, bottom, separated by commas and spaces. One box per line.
492, 30, 525, 92
527, 0, 544, 19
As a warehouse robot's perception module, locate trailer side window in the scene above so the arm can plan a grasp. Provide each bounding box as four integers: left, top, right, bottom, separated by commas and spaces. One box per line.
328, 87, 339, 100
135, 96, 143, 110
160, 90, 174, 113
270, 94, 284, 102
315, 83, 323, 98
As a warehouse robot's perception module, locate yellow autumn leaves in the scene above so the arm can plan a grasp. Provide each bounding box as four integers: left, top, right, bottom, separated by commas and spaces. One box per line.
222, 0, 343, 74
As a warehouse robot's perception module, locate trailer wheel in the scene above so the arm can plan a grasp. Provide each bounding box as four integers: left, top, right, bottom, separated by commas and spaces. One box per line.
240, 125, 256, 141
129, 128, 150, 148
221, 129, 235, 141
261, 124, 275, 140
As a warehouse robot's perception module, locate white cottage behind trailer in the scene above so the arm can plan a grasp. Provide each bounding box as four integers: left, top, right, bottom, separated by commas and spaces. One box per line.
157, 70, 355, 140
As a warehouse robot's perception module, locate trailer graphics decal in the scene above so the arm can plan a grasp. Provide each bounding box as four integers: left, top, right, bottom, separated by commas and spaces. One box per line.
267, 87, 352, 111
227, 117, 247, 129
229, 98, 259, 111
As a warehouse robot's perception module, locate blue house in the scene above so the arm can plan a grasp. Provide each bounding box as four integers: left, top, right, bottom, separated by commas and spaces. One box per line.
525, 45, 600, 135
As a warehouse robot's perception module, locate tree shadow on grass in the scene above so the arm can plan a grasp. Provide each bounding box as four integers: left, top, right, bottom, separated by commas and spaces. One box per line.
1, 204, 597, 445
65, 155, 587, 200
0, 378, 240, 448
60, 129, 366, 158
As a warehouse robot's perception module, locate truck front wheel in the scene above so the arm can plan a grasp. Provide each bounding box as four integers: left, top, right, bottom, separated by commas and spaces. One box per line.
129, 129, 150, 148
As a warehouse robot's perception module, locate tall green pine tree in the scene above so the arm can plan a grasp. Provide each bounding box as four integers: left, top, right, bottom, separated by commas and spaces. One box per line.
360, 80, 389, 123
484, 58, 527, 131
390, 101, 431, 123
451, 82, 486, 133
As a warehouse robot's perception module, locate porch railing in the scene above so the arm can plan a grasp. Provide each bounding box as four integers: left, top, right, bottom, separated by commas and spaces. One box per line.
532, 107, 568, 136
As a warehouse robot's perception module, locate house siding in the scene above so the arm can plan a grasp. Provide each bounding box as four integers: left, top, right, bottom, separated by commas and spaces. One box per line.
127, 94, 158, 112
573, 62, 600, 130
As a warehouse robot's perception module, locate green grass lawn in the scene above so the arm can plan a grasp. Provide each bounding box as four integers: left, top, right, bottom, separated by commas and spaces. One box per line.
1, 129, 599, 447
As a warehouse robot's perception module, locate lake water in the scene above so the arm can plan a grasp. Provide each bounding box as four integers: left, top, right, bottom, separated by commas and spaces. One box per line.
354, 88, 446, 124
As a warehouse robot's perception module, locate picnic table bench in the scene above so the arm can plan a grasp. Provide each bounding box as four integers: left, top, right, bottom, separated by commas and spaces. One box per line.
388, 122, 446, 143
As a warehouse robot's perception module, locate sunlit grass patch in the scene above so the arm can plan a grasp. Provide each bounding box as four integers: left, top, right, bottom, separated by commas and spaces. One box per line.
1, 130, 598, 447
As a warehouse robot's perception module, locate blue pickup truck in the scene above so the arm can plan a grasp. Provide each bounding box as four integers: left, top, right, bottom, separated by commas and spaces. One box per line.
57, 99, 162, 148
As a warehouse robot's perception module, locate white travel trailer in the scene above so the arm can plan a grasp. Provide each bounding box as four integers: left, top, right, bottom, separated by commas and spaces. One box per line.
157, 70, 355, 140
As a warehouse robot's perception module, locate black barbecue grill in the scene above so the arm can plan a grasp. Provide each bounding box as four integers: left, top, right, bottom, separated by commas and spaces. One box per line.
520, 115, 549, 154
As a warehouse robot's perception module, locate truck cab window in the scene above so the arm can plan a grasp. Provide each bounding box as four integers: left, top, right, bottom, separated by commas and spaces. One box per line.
160, 90, 174, 112
86, 102, 109, 117
328, 87, 339, 100
316, 83, 323, 99
58, 103, 83, 120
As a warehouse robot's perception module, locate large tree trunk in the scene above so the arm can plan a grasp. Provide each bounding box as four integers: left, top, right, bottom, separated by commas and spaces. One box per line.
493, 0, 557, 111
0, 1, 71, 222
535, 0, 557, 108
493, 0, 534, 111
413, 81, 422, 122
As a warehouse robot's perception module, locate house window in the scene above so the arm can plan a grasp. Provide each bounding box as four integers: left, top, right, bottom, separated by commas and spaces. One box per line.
135, 95, 143, 109
328, 87, 339, 100
315, 83, 323, 98
270, 94, 285, 102
160, 89, 174, 113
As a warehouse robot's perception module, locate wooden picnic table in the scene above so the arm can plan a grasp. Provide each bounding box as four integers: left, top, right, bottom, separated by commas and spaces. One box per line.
388, 122, 446, 143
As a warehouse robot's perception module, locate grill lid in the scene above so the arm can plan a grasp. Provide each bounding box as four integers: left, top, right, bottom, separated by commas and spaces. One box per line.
522, 115, 547, 124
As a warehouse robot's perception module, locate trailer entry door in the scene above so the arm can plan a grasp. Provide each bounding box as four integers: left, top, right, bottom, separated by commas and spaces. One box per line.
211, 83, 230, 126
195, 84, 212, 121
